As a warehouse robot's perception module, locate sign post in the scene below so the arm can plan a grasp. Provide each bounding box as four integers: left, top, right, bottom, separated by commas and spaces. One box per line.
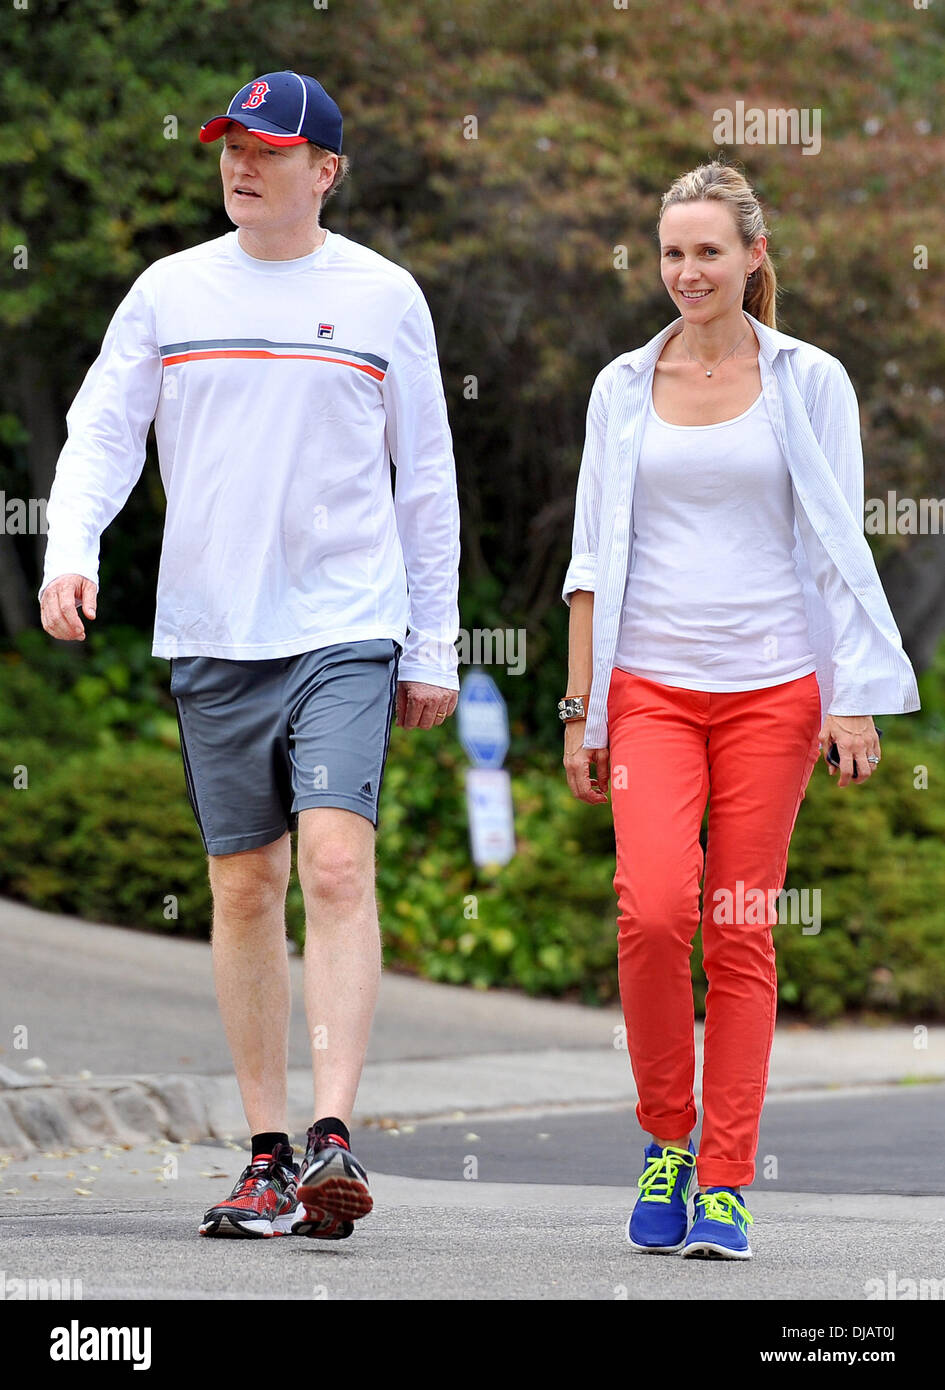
456, 669, 515, 867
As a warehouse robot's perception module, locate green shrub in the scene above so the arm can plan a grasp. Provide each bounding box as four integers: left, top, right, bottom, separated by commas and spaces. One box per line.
1, 629, 944, 1020
775, 729, 945, 1019
0, 739, 211, 933
375, 737, 619, 1001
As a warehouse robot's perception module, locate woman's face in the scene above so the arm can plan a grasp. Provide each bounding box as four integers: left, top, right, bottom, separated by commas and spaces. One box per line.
658, 200, 766, 324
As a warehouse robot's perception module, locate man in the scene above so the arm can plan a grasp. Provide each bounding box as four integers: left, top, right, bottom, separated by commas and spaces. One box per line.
39, 71, 460, 1241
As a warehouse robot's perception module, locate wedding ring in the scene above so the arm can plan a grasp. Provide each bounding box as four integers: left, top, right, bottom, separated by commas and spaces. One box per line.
867, 755, 880, 764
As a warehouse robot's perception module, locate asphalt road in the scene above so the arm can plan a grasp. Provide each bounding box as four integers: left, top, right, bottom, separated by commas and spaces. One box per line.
2, 898, 944, 1317
1, 1087, 943, 1305
354, 1084, 945, 1194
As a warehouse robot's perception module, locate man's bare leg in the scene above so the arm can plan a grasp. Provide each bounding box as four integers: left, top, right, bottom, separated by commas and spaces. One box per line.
207, 833, 292, 1134
297, 807, 380, 1126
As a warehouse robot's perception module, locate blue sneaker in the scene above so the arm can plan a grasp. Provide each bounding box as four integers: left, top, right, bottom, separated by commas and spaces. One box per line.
626, 1141, 696, 1253
682, 1186, 753, 1260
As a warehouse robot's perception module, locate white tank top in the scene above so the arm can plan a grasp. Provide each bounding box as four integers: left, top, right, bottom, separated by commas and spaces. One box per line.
614, 390, 816, 691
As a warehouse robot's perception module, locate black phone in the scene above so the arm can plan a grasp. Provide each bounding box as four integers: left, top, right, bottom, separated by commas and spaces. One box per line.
825, 727, 883, 778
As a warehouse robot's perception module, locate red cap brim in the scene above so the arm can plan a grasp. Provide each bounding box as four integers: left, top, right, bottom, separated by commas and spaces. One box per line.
199, 116, 308, 145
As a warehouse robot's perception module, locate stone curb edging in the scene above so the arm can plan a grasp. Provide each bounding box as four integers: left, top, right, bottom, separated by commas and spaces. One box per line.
0, 1076, 214, 1159
3, 1052, 944, 1161
0, 1070, 384, 1159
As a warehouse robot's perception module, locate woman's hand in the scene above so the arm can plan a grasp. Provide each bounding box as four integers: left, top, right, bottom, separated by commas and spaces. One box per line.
563, 719, 610, 803
818, 714, 881, 787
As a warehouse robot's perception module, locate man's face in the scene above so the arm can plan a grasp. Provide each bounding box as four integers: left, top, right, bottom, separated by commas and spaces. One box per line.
220, 125, 330, 231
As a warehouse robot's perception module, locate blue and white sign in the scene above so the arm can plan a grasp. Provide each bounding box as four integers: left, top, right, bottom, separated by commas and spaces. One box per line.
465, 767, 516, 867
457, 669, 509, 769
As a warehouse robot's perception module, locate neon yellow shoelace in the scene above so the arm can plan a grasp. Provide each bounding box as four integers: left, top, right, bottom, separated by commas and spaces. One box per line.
638, 1147, 696, 1204
697, 1190, 754, 1226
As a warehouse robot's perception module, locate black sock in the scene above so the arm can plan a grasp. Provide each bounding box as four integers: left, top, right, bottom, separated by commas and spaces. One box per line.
313, 1116, 350, 1148
252, 1131, 291, 1161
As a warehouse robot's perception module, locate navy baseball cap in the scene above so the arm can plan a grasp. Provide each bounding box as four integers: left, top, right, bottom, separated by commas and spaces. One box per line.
200, 71, 343, 152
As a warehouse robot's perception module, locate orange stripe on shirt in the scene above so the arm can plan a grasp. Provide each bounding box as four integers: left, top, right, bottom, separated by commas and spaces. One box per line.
161, 349, 386, 380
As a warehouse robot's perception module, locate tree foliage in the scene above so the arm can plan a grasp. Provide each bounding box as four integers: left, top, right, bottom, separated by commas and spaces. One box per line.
2, 0, 944, 707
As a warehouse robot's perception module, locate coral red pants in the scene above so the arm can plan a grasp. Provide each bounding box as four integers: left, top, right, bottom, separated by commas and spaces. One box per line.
607, 667, 822, 1189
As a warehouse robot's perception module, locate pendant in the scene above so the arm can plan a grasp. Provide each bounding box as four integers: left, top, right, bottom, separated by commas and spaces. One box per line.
706, 370, 712, 377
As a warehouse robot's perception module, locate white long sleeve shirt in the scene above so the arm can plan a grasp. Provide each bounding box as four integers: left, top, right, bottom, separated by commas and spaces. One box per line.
40, 229, 461, 687
563, 313, 921, 748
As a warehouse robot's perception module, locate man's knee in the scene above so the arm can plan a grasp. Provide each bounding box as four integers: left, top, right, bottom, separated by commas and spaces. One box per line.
209, 833, 291, 919
297, 809, 375, 912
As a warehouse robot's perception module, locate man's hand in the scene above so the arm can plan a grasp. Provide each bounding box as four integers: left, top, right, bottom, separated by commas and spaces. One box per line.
818, 713, 881, 788
563, 718, 610, 804
396, 681, 458, 730
40, 574, 98, 642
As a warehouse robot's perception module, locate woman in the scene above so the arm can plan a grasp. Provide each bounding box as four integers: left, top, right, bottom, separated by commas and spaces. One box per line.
561, 162, 920, 1260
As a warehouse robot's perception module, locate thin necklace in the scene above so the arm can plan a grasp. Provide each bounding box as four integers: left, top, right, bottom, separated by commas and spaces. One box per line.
682, 325, 748, 377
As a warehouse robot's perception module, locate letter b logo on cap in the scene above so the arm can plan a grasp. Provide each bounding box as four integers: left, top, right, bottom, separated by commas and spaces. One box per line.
241, 81, 270, 110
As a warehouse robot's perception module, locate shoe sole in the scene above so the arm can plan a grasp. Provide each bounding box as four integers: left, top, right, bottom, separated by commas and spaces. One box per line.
297, 1173, 373, 1224
627, 1237, 688, 1254
681, 1240, 752, 1260
199, 1212, 294, 1239
291, 1206, 354, 1239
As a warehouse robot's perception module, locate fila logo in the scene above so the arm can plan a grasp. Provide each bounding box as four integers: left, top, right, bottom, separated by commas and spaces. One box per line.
317, 323, 334, 340
241, 81, 270, 110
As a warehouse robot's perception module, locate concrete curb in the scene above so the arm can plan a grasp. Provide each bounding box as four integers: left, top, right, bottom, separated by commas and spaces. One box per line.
0, 1074, 243, 1159
2, 1039, 944, 1159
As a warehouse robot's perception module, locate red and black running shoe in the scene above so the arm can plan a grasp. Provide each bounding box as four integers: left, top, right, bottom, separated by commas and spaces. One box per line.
199, 1143, 299, 1238
292, 1125, 372, 1239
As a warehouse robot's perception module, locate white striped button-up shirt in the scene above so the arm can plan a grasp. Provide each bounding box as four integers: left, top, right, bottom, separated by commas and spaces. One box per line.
562, 313, 921, 749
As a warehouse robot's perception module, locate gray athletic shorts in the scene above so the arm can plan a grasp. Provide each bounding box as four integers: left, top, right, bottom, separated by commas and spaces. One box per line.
169, 639, 400, 856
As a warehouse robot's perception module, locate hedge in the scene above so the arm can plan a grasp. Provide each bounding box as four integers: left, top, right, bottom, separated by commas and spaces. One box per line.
1, 630, 944, 1019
